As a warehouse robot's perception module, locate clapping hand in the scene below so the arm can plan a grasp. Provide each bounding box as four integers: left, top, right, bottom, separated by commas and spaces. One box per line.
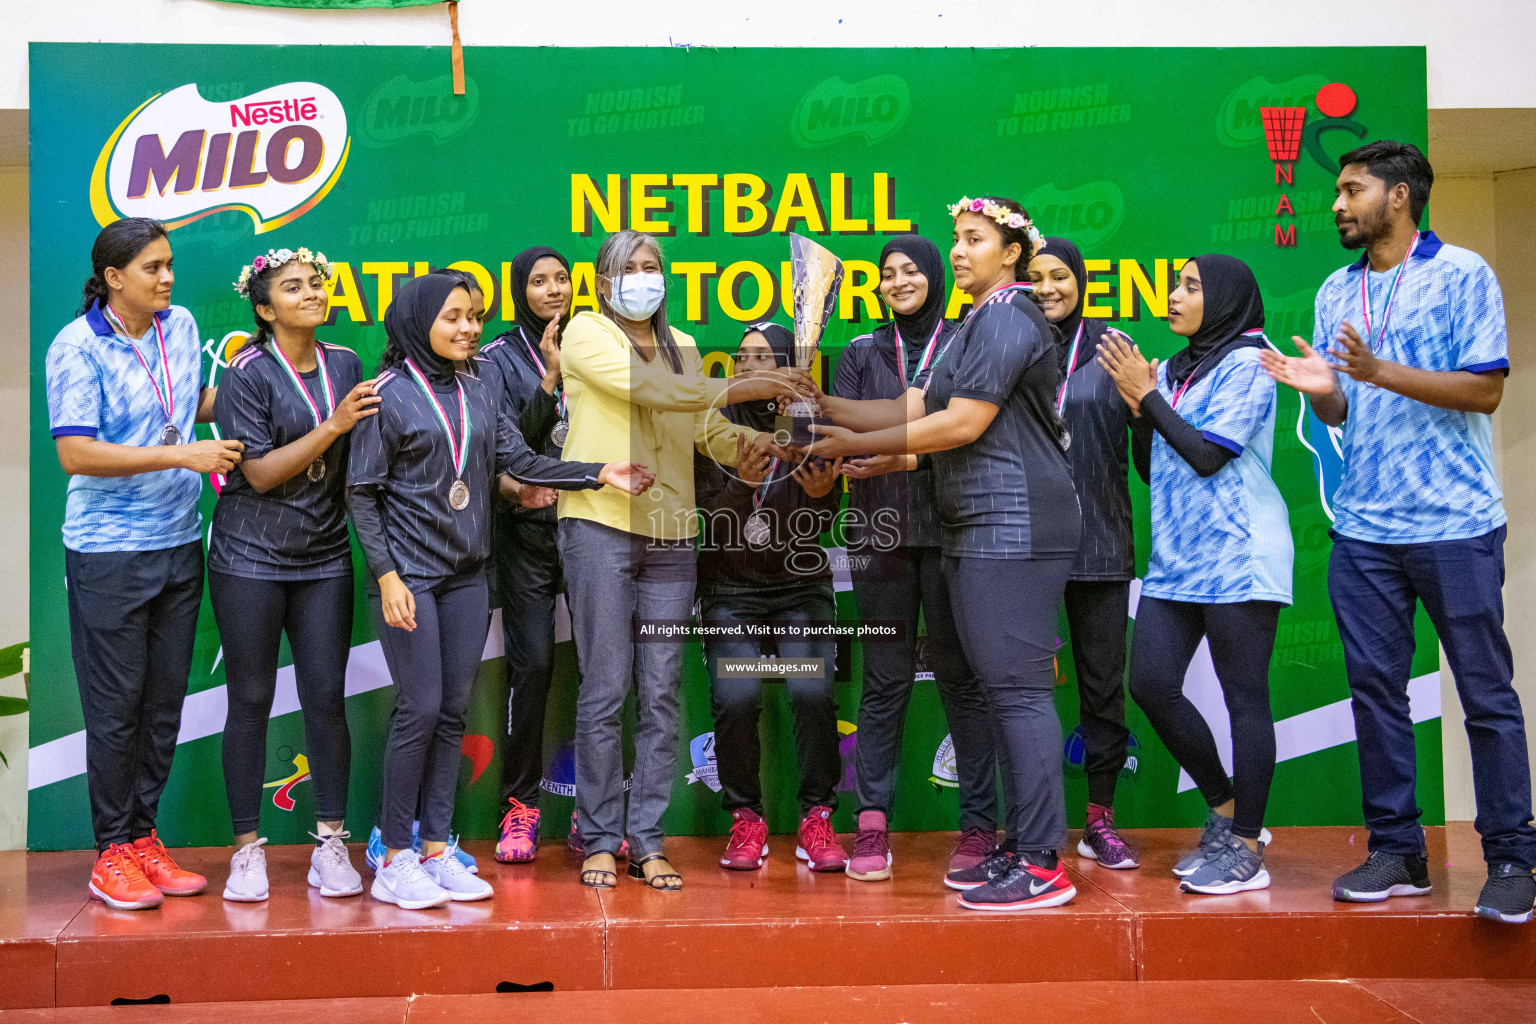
1096, 329, 1158, 414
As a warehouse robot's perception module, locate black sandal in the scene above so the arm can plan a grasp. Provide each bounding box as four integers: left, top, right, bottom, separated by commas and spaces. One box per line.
580, 853, 617, 889
628, 852, 682, 891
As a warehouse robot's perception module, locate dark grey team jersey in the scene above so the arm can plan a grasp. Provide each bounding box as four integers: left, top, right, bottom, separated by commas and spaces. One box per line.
210, 340, 363, 580
1058, 320, 1136, 581
923, 287, 1081, 560
477, 330, 563, 524
831, 322, 954, 550
347, 367, 604, 591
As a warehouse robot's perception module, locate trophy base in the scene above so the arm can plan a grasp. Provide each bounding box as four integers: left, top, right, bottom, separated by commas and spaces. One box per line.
773, 412, 820, 448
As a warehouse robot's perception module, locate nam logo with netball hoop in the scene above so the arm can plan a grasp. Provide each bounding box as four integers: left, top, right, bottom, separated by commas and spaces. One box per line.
90, 82, 350, 234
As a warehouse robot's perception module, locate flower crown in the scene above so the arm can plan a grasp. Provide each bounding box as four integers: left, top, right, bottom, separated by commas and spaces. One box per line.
233, 247, 333, 298
947, 196, 1044, 245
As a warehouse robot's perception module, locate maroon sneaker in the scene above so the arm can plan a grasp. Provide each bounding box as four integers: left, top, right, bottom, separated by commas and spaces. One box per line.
796, 806, 847, 872
949, 826, 997, 875
845, 810, 892, 882
720, 808, 769, 870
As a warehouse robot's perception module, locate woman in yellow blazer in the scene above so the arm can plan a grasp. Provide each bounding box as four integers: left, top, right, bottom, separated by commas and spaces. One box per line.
558, 229, 809, 890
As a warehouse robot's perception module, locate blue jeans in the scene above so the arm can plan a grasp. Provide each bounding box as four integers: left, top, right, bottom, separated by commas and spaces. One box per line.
1330, 525, 1536, 869
559, 518, 695, 860
698, 580, 840, 819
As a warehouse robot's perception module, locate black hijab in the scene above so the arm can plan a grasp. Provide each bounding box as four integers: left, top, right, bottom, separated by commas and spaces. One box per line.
1033, 236, 1102, 376
731, 322, 793, 431
509, 246, 571, 343
380, 272, 466, 386
879, 235, 946, 345
1166, 254, 1267, 393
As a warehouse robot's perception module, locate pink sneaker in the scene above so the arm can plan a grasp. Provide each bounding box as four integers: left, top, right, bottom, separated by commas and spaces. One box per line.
1077, 806, 1140, 869
845, 809, 892, 882
949, 826, 997, 874
568, 810, 629, 859
795, 806, 847, 872
720, 808, 769, 870
495, 799, 540, 863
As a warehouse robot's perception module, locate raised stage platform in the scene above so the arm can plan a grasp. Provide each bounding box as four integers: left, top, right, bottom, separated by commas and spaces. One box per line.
1, 824, 1532, 1012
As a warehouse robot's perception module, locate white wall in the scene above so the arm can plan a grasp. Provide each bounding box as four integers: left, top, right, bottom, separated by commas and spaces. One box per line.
8, 0, 1536, 112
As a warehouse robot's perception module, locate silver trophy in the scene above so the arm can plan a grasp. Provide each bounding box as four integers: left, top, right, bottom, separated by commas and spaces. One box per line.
775, 233, 845, 447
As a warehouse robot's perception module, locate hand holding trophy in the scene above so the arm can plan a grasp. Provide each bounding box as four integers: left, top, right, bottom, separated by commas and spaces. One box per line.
775, 233, 845, 448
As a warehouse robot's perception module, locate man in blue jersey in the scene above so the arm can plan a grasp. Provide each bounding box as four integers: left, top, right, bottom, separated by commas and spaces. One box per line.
1262, 140, 1536, 923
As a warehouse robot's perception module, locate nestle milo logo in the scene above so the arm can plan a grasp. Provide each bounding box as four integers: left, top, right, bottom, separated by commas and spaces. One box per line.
792, 74, 909, 148
362, 73, 480, 146
1217, 74, 1328, 147
1023, 180, 1124, 248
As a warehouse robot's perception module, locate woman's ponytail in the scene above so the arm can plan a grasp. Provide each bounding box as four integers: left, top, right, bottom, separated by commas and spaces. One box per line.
78, 218, 169, 316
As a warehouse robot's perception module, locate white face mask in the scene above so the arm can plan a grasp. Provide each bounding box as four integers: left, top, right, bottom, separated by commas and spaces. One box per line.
606, 272, 666, 321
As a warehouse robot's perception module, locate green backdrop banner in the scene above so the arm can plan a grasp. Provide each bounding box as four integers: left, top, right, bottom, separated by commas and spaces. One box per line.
28, 43, 1441, 850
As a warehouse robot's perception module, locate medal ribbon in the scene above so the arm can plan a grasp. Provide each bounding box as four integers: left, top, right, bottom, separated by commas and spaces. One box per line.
521, 328, 567, 419
1359, 231, 1419, 352
894, 320, 944, 389
108, 305, 175, 425
403, 358, 470, 479
921, 282, 1029, 395
752, 458, 783, 511
1054, 322, 1086, 416
1170, 329, 1267, 409
269, 341, 335, 429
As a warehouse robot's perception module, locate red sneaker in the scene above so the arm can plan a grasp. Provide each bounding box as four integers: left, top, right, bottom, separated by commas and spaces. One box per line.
89, 844, 163, 910
720, 808, 769, 870
795, 806, 847, 872
568, 810, 629, 859
131, 831, 207, 896
496, 799, 540, 864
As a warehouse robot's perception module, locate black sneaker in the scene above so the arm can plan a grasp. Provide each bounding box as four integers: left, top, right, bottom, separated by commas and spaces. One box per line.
957, 852, 1076, 912
944, 849, 1014, 892
1332, 850, 1432, 902
1474, 863, 1535, 924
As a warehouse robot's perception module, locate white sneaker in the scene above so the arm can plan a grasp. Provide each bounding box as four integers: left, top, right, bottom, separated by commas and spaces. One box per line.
223, 838, 269, 902
422, 839, 493, 901
370, 849, 450, 909
308, 831, 364, 897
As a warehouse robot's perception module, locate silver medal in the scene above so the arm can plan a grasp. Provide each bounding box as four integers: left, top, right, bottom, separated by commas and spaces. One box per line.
159, 424, 181, 446
744, 510, 771, 548
551, 419, 569, 447
449, 478, 471, 511
1059, 427, 1072, 452
307, 458, 326, 483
